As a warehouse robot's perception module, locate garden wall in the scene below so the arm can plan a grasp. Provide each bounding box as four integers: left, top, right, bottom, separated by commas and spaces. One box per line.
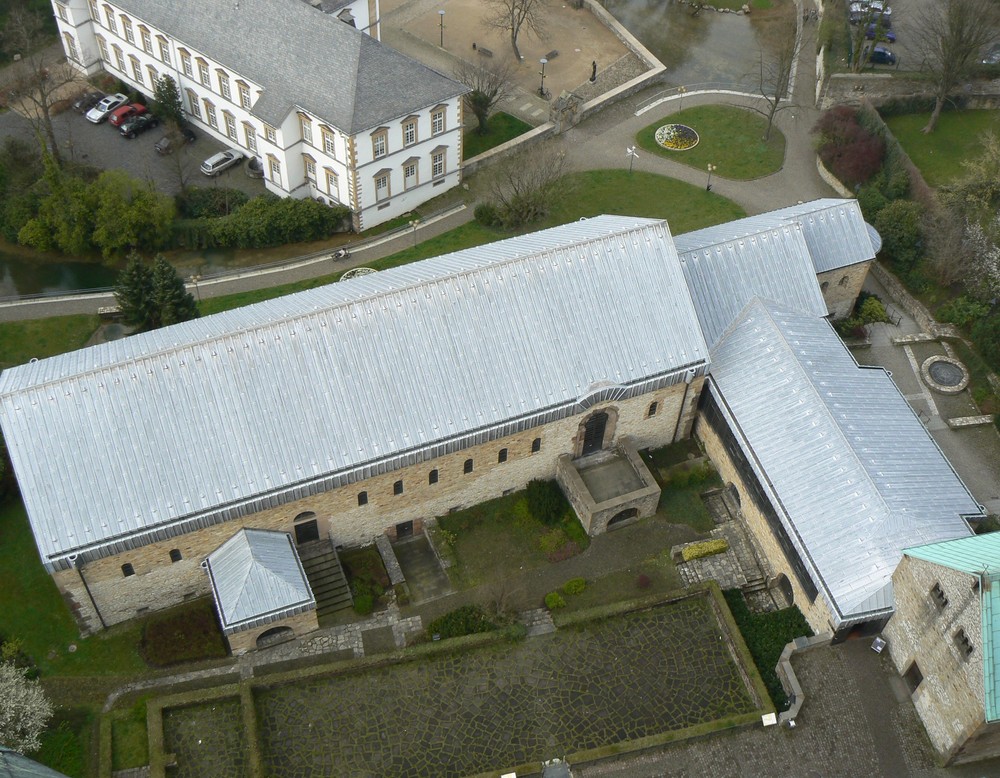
820, 73, 1000, 112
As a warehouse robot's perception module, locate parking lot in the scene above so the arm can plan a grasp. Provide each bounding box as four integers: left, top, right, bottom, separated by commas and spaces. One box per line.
0, 93, 267, 199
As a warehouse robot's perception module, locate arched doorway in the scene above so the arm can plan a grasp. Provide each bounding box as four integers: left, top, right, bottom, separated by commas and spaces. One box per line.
607, 508, 638, 529
582, 412, 609, 456
773, 573, 794, 607
293, 511, 319, 545
256, 626, 294, 649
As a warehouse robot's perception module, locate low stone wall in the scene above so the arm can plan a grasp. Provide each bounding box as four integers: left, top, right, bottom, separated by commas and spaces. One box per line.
775, 632, 833, 725
868, 261, 949, 337
815, 158, 853, 198
461, 123, 556, 177
820, 73, 1000, 112
375, 533, 405, 586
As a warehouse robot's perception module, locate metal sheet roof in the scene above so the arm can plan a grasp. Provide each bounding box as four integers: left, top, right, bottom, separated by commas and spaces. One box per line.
674, 223, 829, 348
710, 299, 978, 626
204, 529, 314, 633
108, 0, 465, 132
0, 216, 709, 566
905, 533, 1000, 722
677, 198, 878, 274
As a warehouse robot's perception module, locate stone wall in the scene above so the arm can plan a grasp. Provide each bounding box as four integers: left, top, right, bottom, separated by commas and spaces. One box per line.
225, 609, 320, 656
819, 74, 1000, 111
817, 260, 871, 320
60, 379, 700, 633
884, 555, 987, 763
694, 412, 837, 636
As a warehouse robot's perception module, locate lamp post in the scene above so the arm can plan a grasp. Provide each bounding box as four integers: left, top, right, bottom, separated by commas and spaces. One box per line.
409, 218, 420, 247
439, 10, 445, 48
706, 163, 716, 192
539, 57, 548, 99
626, 145, 638, 174
678, 85, 687, 112
189, 273, 202, 303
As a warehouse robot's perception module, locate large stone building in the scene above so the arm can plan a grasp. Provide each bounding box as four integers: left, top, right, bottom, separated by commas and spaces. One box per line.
884, 534, 1000, 765
51, 0, 466, 230
0, 198, 978, 650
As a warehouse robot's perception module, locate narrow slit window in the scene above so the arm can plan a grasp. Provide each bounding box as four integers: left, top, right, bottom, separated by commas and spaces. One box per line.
393, 479, 404, 496
531, 437, 541, 453
428, 469, 439, 485
648, 401, 658, 417
463, 458, 474, 474
498, 448, 508, 463
357, 491, 368, 506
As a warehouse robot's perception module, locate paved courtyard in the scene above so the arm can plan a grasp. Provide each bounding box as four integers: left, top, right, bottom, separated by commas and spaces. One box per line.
160, 596, 759, 777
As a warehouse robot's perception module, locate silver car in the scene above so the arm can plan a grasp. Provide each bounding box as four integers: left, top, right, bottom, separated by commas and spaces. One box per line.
200, 149, 244, 176
85, 93, 128, 124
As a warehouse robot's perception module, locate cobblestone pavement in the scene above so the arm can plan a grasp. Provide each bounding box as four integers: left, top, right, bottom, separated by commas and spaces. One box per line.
162, 697, 249, 778
578, 640, 1000, 778
246, 598, 755, 777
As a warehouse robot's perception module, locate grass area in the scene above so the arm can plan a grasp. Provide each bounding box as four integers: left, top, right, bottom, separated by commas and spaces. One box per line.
0, 314, 100, 370
36, 707, 95, 778
723, 589, 813, 709
0, 498, 146, 677
558, 553, 682, 614
435, 490, 590, 589
463, 112, 533, 159
882, 110, 1000, 187
109, 699, 149, 771
643, 444, 722, 534
637, 106, 786, 180
953, 339, 1000, 415
139, 599, 228, 667
645, 439, 702, 470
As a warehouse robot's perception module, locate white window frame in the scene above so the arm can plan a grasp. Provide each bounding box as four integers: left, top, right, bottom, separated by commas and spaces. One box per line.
130, 56, 142, 84
431, 108, 445, 135
300, 115, 313, 145
321, 127, 336, 157
375, 172, 390, 201
56, 3, 69, 22
372, 130, 387, 159
325, 168, 339, 201
103, 6, 116, 34
186, 89, 200, 119
224, 112, 237, 140
218, 71, 231, 101
112, 44, 125, 72
432, 149, 446, 178
304, 155, 316, 182
157, 37, 170, 65
140, 27, 152, 54
269, 157, 282, 186
403, 118, 416, 147
244, 123, 257, 153
96, 35, 108, 62
264, 124, 276, 143
403, 161, 417, 190
238, 82, 252, 110
204, 100, 218, 129
180, 50, 193, 78
122, 17, 134, 44
198, 59, 210, 87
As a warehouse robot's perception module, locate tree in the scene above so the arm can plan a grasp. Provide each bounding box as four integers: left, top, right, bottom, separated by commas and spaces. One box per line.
0, 9, 80, 167
114, 252, 156, 328
152, 75, 185, 130
453, 57, 515, 134
486, 142, 565, 228
483, 0, 547, 61
0, 662, 52, 754
914, 0, 1000, 133
747, 16, 797, 141
150, 254, 198, 327
91, 170, 176, 258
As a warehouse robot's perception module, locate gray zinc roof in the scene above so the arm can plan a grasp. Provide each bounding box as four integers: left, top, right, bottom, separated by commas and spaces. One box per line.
204, 529, 314, 633
110, 0, 465, 132
677, 198, 878, 274
674, 222, 829, 348
710, 299, 979, 626
0, 216, 709, 568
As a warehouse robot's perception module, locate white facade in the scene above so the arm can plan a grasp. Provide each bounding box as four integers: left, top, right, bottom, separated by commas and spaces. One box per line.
50, 0, 465, 230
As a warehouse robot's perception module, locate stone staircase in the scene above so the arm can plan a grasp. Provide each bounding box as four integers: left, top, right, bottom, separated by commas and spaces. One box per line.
299, 541, 354, 619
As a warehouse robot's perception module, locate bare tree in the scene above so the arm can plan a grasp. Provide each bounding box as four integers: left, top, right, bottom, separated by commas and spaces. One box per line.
483, 0, 547, 62
0, 9, 79, 167
746, 17, 797, 141
454, 57, 515, 135
487, 141, 565, 227
914, 0, 1000, 133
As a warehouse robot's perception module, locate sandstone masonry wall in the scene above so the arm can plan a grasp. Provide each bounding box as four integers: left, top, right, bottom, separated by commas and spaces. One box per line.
818, 261, 871, 320
225, 609, 319, 656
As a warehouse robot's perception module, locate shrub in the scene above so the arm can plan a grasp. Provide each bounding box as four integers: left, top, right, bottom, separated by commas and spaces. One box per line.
139, 601, 228, 666
972, 313, 1000, 371
176, 186, 249, 218
636, 573, 652, 590
426, 604, 498, 639
538, 528, 568, 554
211, 195, 349, 248
562, 577, 586, 596
681, 538, 729, 562
544, 591, 566, 610
525, 479, 569, 527
813, 106, 885, 188
353, 592, 375, 616
858, 296, 888, 325
938, 296, 990, 330
874, 199, 924, 274
474, 202, 500, 227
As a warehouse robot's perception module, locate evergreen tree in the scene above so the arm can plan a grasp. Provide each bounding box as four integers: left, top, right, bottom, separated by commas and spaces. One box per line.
151, 254, 199, 327
152, 75, 185, 130
113, 251, 155, 329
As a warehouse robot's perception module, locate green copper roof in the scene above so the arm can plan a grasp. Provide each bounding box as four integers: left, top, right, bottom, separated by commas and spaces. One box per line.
905, 533, 1000, 722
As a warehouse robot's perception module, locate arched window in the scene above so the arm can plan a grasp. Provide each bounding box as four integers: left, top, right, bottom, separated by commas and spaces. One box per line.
393, 479, 404, 495
647, 401, 658, 417
169, 549, 182, 563
839, 275, 849, 287
498, 448, 508, 463
121, 563, 135, 577
428, 469, 439, 485
294, 511, 316, 523
357, 491, 368, 506
531, 437, 541, 453
820, 281, 829, 292
464, 458, 474, 474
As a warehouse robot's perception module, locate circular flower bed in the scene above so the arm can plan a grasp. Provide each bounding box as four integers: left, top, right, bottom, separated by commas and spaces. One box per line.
654, 123, 700, 151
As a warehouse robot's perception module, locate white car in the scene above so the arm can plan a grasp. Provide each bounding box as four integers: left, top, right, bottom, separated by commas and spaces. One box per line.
85, 93, 128, 124
200, 149, 244, 176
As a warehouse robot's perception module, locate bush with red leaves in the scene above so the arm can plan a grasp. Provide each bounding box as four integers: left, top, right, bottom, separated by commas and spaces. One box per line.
813, 106, 885, 188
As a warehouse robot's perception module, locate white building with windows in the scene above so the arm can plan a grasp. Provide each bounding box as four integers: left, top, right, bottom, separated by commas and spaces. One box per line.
51, 0, 467, 230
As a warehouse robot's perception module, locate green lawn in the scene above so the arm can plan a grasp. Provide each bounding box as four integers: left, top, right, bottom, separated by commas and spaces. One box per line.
463, 112, 533, 159
883, 109, 1000, 187
637, 105, 786, 180
110, 699, 149, 771
35, 707, 95, 778
0, 314, 99, 371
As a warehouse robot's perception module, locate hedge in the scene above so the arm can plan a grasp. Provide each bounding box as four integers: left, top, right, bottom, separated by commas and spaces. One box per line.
681, 538, 729, 562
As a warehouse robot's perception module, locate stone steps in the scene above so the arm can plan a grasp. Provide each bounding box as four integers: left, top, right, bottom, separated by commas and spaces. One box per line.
301, 549, 354, 618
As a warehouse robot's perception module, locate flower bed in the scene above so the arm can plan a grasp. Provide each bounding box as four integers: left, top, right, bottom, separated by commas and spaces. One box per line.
654, 124, 700, 151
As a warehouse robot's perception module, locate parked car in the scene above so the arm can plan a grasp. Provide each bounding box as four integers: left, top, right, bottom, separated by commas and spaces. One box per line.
983, 43, 1000, 65
867, 45, 897, 65
850, 3, 892, 26
72, 91, 104, 114
108, 103, 147, 128
153, 126, 197, 155
865, 24, 896, 42
120, 113, 160, 139
85, 93, 128, 123
200, 149, 244, 176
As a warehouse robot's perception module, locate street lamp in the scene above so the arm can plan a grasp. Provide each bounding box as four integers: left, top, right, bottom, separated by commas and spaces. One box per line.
706, 163, 716, 192
539, 57, 548, 99
189, 273, 202, 303
409, 218, 420, 247
439, 10, 445, 48
626, 145, 638, 174
678, 85, 687, 112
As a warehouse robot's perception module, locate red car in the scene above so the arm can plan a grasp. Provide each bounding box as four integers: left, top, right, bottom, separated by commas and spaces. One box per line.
108, 103, 147, 127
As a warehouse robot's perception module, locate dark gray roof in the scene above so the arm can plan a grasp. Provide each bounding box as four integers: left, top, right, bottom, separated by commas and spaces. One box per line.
110, 0, 464, 131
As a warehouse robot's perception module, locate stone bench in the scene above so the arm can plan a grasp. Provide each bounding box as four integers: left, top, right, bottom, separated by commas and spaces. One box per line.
477, 46, 493, 58
947, 415, 996, 429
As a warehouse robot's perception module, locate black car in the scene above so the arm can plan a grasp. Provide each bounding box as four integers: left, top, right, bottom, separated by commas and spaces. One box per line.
868, 45, 897, 65
153, 126, 197, 155
120, 113, 160, 139
72, 91, 104, 114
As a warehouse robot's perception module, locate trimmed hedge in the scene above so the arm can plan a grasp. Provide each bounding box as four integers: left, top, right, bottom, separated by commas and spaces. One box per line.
426, 604, 498, 640
681, 538, 729, 562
